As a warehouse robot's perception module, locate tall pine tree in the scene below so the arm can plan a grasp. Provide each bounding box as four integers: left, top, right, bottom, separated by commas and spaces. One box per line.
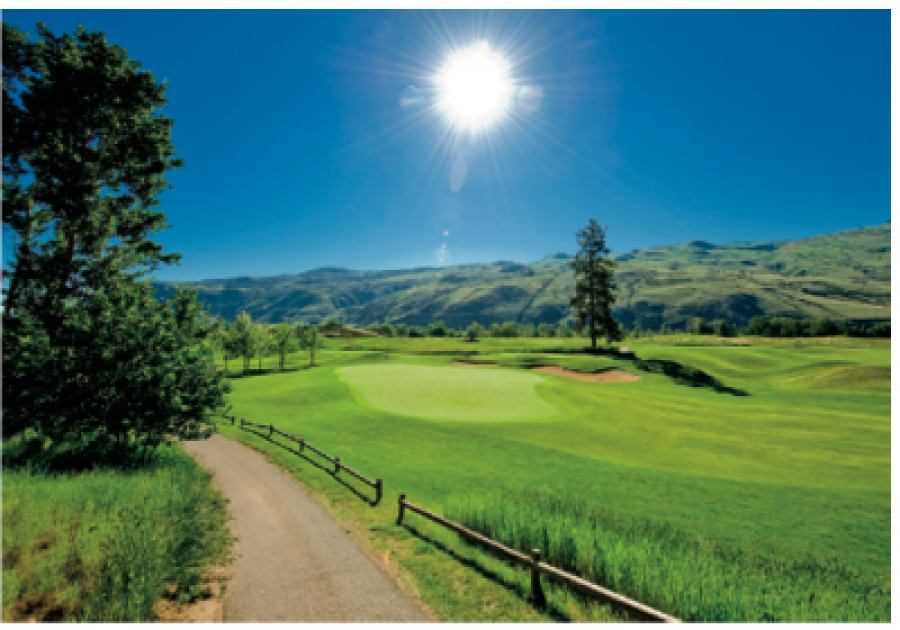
569, 219, 622, 349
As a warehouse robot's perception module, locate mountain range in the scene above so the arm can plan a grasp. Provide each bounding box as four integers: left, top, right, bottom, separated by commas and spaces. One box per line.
152, 223, 890, 330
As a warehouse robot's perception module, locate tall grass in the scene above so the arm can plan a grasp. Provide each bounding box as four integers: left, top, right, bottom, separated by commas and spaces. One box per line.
2, 440, 232, 622
444, 492, 889, 622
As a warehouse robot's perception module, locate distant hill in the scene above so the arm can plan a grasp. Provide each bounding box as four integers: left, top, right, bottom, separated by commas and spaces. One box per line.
153, 223, 890, 330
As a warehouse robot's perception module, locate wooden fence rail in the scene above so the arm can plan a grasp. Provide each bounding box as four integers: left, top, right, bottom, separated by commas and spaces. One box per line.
225, 415, 382, 505
396, 494, 679, 623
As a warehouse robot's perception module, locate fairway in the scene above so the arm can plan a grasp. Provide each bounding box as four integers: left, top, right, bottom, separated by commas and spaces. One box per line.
219, 338, 890, 622
337, 365, 559, 422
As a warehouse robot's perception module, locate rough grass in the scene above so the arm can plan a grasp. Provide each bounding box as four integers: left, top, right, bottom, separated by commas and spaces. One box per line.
1, 441, 232, 622
337, 365, 559, 422
445, 492, 890, 622
213, 337, 889, 621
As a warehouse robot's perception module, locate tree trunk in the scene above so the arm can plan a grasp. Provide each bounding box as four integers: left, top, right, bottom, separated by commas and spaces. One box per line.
589, 254, 597, 350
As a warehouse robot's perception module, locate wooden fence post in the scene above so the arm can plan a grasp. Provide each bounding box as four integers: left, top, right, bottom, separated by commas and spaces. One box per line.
334, 457, 341, 475
231, 416, 235, 425
269, 424, 273, 438
397, 493, 406, 525
374, 479, 383, 505
298, 439, 305, 452
531, 549, 546, 607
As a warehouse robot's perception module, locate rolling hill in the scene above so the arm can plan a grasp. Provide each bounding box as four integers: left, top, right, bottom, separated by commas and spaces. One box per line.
152, 223, 890, 330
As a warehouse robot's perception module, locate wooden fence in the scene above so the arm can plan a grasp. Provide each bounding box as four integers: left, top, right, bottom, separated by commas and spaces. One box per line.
224, 415, 382, 505
218, 414, 676, 622
397, 494, 679, 623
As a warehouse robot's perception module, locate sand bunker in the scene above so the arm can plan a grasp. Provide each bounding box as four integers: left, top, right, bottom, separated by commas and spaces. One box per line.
531, 366, 641, 383
452, 361, 499, 367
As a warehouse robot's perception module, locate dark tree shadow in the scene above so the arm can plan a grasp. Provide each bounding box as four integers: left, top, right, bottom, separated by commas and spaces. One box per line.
536, 348, 749, 396
240, 427, 378, 506
222, 366, 306, 380
2, 433, 166, 473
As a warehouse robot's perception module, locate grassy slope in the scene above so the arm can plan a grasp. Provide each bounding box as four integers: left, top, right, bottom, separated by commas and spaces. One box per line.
213, 337, 889, 621
153, 224, 890, 328
1, 444, 232, 622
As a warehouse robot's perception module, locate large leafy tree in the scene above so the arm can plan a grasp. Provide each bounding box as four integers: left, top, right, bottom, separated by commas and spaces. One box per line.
2, 22, 229, 449
569, 219, 622, 349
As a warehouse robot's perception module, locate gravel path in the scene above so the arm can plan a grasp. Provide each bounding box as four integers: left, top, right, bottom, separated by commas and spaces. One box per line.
183, 435, 433, 622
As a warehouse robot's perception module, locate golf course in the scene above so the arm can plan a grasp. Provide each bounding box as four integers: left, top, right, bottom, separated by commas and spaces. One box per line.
213, 335, 890, 622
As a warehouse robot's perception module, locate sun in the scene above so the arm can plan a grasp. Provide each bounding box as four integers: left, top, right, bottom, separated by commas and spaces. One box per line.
436, 42, 513, 132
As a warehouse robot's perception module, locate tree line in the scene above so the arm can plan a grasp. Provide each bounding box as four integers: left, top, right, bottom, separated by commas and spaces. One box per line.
210, 314, 324, 371
627, 316, 890, 339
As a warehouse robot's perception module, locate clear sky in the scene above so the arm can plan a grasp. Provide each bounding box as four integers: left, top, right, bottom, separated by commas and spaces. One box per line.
3, 9, 890, 282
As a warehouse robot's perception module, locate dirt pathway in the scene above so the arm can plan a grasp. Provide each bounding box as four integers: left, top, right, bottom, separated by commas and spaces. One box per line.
183, 435, 433, 622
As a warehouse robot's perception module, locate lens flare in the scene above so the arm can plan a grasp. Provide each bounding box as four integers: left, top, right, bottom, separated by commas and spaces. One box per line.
399, 85, 424, 108
436, 41, 512, 132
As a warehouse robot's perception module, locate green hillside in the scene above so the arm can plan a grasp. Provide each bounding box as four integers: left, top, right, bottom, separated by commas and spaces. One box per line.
153, 223, 890, 330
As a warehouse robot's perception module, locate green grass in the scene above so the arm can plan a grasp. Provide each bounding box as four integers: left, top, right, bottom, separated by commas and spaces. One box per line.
2, 442, 232, 622
213, 336, 889, 621
445, 492, 888, 622
337, 365, 559, 422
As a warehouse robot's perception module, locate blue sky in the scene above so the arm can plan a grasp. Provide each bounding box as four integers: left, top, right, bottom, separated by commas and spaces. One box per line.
3, 9, 890, 282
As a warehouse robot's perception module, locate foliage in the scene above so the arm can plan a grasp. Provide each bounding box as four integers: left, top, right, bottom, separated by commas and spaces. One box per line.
711, 319, 735, 337
687, 317, 712, 335
465, 321, 484, 341
299, 325, 320, 366
569, 219, 621, 348
250, 322, 271, 370
744, 315, 889, 338
369, 322, 395, 337
271, 322, 299, 370
230, 312, 256, 371
2, 22, 227, 448
428, 320, 449, 337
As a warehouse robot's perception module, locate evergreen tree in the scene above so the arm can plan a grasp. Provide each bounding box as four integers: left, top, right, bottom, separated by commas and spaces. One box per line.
569, 219, 621, 349
2, 22, 227, 447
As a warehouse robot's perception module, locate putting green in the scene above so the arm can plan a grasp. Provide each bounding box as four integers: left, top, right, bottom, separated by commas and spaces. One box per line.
336, 365, 559, 422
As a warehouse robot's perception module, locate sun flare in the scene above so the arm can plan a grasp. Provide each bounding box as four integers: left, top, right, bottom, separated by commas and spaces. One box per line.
436, 42, 512, 132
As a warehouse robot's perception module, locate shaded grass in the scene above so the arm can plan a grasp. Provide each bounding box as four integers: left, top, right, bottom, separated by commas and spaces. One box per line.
2, 439, 232, 622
